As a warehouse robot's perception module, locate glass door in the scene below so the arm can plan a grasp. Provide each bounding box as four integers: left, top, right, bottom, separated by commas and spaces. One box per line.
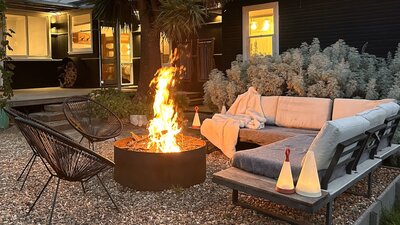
100, 26, 133, 86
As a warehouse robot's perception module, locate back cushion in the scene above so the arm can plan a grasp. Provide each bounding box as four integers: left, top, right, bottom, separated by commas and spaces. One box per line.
377, 102, 400, 118
332, 98, 395, 120
275, 96, 332, 130
308, 116, 370, 170
356, 107, 387, 129
261, 96, 279, 125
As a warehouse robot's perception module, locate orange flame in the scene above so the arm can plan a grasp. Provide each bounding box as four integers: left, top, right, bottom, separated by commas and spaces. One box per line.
147, 65, 181, 153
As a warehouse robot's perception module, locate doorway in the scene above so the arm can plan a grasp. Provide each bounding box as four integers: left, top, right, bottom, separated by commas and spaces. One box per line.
100, 26, 134, 87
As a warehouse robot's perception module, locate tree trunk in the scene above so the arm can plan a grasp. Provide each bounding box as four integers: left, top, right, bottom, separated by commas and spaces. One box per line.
136, 0, 161, 96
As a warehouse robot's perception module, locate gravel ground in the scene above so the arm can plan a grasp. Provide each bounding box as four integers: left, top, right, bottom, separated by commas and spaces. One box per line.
0, 124, 399, 225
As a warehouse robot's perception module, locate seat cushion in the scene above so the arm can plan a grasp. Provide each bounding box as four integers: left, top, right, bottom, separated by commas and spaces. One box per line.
232, 135, 315, 180
308, 116, 370, 170
332, 98, 395, 120
275, 96, 333, 130
356, 107, 387, 129
377, 102, 400, 118
261, 96, 279, 125
239, 126, 319, 146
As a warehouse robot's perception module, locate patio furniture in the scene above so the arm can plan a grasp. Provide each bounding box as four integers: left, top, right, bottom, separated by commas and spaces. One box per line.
4, 107, 72, 190
14, 117, 119, 224
63, 96, 123, 150
208, 96, 400, 225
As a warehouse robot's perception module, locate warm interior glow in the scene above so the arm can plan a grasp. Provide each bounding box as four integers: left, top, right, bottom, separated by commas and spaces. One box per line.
262, 20, 270, 31
296, 151, 322, 197
250, 21, 257, 30
147, 65, 181, 153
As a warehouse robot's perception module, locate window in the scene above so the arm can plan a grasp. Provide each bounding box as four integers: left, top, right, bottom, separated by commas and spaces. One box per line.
160, 36, 171, 65
69, 11, 93, 54
100, 27, 134, 85
243, 2, 279, 59
6, 13, 50, 58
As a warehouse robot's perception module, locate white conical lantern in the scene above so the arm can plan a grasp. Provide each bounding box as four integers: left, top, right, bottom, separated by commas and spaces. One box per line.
296, 151, 322, 197
192, 106, 201, 129
221, 105, 227, 114
275, 148, 295, 194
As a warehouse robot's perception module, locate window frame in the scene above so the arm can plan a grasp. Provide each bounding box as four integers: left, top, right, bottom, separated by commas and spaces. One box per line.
242, 2, 279, 59
5, 10, 52, 60
68, 10, 94, 55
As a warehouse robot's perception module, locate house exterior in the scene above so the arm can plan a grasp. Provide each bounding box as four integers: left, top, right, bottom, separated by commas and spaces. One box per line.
222, 0, 400, 70
4, 0, 222, 92
5, 0, 400, 92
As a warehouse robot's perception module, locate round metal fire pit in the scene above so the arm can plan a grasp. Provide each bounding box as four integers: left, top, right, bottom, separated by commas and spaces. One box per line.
114, 138, 206, 191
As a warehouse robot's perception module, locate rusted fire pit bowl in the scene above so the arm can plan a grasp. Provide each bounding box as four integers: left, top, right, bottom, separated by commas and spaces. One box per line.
114, 137, 206, 191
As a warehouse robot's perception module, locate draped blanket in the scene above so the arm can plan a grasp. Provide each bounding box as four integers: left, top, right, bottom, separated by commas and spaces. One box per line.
201, 87, 266, 158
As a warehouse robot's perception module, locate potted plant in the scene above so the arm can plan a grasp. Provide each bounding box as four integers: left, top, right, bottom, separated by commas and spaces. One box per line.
0, 0, 15, 129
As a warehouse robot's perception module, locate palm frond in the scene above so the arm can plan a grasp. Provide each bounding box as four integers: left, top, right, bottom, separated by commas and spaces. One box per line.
91, 0, 139, 30
155, 0, 206, 42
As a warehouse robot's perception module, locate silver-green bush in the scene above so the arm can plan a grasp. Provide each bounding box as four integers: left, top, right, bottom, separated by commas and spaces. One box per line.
204, 38, 400, 110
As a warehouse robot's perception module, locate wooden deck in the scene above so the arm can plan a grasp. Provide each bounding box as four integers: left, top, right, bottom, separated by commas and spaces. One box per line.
7, 87, 97, 107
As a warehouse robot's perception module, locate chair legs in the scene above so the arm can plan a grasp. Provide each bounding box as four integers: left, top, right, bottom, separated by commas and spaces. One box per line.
18, 154, 37, 190
28, 175, 53, 215
27, 175, 118, 224
96, 175, 119, 212
49, 178, 61, 224
81, 181, 86, 194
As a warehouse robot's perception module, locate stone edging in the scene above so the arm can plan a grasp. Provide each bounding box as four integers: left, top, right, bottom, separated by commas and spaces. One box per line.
354, 174, 400, 225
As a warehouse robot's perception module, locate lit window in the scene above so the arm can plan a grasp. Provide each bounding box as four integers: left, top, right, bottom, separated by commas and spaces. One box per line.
243, 2, 279, 58
160, 36, 171, 64
69, 12, 93, 54
6, 13, 50, 58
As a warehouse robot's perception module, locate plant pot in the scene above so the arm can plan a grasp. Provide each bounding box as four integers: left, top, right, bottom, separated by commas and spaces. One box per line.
0, 108, 9, 129
130, 115, 148, 127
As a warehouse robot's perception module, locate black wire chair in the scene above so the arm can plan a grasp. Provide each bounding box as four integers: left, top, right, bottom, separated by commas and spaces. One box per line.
14, 117, 119, 224
63, 96, 123, 150
4, 108, 72, 190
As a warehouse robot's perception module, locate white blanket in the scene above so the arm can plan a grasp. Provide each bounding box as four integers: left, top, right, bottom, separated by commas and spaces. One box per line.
201, 87, 266, 158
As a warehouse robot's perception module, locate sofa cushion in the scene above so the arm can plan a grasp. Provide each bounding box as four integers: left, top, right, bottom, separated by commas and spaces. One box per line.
261, 96, 279, 125
377, 102, 400, 118
232, 135, 315, 180
308, 116, 370, 170
332, 98, 395, 120
356, 107, 387, 129
239, 126, 319, 146
275, 96, 332, 130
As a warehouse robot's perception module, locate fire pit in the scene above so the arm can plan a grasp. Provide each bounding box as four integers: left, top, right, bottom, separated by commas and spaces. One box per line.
113, 61, 206, 191
114, 136, 206, 191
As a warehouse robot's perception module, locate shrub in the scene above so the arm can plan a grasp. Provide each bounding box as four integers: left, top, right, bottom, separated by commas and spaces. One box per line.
89, 88, 138, 119
203, 38, 400, 111
380, 204, 400, 225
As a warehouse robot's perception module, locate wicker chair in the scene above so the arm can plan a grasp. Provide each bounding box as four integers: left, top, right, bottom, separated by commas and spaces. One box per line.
14, 117, 119, 224
4, 108, 72, 190
63, 96, 123, 150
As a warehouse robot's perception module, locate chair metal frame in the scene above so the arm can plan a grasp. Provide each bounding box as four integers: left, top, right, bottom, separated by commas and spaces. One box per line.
63, 96, 123, 150
15, 117, 119, 224
4, 108, 72, 190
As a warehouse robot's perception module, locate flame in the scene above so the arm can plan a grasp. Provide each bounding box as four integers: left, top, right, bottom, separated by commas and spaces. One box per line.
147, 65, 181, 153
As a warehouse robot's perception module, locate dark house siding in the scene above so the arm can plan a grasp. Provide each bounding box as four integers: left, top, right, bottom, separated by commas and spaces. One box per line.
222, 0, 400, 70
11, 13, 100, 89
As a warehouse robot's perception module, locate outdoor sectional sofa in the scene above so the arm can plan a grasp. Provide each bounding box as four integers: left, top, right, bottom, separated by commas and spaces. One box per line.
212, 96, 400, 225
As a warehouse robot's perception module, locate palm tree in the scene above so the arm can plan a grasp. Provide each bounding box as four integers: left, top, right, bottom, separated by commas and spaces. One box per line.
87, 0, 227, 96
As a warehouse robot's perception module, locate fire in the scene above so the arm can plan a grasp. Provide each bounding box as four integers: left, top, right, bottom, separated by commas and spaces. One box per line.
147, 66, 181, 153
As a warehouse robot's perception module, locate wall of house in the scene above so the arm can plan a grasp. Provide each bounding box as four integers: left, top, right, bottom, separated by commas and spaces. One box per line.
11, 13, 100, 89
222, 0, 400, 70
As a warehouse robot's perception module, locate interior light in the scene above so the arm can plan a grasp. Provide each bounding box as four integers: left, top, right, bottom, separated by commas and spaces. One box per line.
262, 20, 270, 31
250, 21, 257, 30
